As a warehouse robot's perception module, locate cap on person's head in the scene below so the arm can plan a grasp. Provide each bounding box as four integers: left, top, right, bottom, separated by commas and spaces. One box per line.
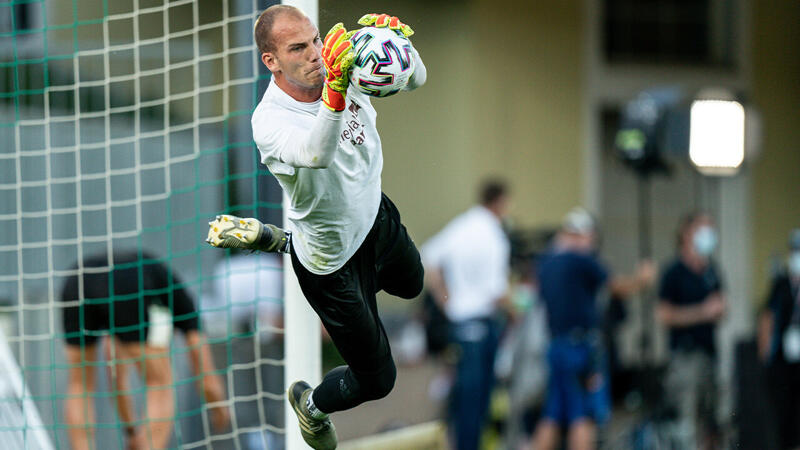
790, 228, 800, 250
562, 207, 596, 235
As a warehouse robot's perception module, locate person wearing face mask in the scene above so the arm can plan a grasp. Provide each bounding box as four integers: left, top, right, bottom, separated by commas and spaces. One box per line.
657, 212, 726, 449
532, 208, 655, 450
758, 228, 800, 450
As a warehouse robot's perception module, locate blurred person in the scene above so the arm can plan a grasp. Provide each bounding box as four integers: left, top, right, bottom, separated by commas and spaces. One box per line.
758, 228, 800, 450
204, 252, 283, 340
422, 179, 511, 450
204, 252, 285, 449
60, 250, 229, 450
656, 212, 726, 449
532, 208, 654, 450
205, 6, 427, 449
504, 260, 549, 450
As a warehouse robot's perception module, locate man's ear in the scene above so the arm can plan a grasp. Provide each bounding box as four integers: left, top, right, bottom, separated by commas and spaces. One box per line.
262, 52, 279, 72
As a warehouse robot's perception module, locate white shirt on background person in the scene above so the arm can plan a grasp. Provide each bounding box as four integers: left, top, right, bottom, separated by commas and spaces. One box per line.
422, 205, 510, 323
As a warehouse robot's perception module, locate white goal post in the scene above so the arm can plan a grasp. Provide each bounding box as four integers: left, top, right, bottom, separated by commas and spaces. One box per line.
279, 2, 322, 450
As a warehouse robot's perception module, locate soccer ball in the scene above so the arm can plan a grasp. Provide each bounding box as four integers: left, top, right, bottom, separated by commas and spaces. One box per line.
349, 26, 416, 98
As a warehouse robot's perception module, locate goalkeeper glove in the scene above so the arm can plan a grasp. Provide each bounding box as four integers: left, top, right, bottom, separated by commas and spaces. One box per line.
357, 13, 414, 38
321, 23, 356, 112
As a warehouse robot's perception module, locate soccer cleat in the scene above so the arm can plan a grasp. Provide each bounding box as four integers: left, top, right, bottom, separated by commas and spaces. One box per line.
206, 214, 290, 253
288, 381, 337, 450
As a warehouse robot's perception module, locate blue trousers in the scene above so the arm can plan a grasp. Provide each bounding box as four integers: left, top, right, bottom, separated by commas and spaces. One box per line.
448, 318, 500, 450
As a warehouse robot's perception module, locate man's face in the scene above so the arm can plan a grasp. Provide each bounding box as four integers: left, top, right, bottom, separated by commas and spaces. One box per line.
686, 215, 717, 257
262, 14, 324, 90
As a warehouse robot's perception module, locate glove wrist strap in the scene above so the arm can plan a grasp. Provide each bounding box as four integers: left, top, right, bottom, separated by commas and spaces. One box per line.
322, 84, 346, 112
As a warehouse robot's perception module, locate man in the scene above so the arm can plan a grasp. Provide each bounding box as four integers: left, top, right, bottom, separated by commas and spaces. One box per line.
204, 252, 283, 340
206, 6, 427, 449
657, 212, 726, 449
759, 228, 800, 450
61, 250, 229, 450
533, 208, 654, 450
421, 179, 511, 450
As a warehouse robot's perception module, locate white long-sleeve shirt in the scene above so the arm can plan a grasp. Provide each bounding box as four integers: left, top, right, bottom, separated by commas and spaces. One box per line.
422, 206, 510, 322
252, 48, 426, 275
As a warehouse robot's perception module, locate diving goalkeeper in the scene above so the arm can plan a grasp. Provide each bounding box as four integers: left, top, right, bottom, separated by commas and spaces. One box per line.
206, 6, 427, 450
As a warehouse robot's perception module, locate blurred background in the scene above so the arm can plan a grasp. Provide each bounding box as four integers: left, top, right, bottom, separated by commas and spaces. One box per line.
1, 0, 798, 448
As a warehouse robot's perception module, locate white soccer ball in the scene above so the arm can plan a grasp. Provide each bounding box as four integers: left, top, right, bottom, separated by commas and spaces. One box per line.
349, 26, 416, 98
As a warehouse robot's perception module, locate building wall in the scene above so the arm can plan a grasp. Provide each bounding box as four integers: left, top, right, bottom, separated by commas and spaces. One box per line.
751, 0, 800, 300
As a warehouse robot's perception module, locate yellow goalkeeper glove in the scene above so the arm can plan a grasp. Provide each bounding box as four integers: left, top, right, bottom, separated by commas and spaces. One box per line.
357, 13, 414, 38
321, 23, 356, 112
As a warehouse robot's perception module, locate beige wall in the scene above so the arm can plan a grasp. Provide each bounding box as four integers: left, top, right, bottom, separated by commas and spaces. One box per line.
751, 0, 800, 299
322, 0, 585, 243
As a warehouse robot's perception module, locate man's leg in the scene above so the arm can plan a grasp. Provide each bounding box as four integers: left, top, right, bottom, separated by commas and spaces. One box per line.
116, 342, 174, 449
65, 344, 98, 450
450, 322, 493, 450
695, 353, 719, 449
105, 339, 146, 450
286, 236, 394, 450
373, 193, 424, 299
291, 246, 396, 413
532, 419, 560, 450
206, 214, 290, 253
665, 352, 698, 448
567, 419, 596, 450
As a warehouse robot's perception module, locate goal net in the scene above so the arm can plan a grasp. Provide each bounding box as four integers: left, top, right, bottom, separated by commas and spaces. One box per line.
0, 0, 290, 448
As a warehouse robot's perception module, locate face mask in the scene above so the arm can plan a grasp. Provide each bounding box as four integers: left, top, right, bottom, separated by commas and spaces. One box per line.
789, 252, 800, 276
693, 226, 717, 257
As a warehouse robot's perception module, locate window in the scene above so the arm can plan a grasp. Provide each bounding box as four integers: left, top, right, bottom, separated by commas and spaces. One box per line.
604, 0, 737, 67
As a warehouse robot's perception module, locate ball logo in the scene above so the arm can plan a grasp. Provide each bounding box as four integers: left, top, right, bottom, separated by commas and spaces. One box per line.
350, 28, 414, 97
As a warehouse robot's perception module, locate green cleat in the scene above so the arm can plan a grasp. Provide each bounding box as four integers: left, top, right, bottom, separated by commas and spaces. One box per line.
206, 214, 290, 253
288, 380, 337, 450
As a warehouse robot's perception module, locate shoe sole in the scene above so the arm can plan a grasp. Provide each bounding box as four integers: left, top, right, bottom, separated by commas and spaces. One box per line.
206, 215, 260, 249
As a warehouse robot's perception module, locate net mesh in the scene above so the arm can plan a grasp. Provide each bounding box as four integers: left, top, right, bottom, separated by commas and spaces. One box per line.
0, 0, 285, 448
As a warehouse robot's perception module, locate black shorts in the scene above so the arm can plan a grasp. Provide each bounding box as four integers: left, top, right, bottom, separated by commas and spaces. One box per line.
62, 296, 154, 346
60, 251, 199, 346
290, 193, 424, 375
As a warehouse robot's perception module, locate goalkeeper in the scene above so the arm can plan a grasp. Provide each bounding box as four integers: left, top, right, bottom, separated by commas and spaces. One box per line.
206, 5, 426, 450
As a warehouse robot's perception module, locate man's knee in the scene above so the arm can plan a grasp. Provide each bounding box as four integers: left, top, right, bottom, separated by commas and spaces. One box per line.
384, 265, 424, 299
406, 264, 424, 298
359, 362, 396, 401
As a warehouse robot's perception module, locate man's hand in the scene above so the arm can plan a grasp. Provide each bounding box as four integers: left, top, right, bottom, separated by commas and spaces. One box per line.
209, 403, 231, 433
702, 294, 726, 322
321, 23, 356, 112
125, 427, 147, 450
635, 259, 657, 288
357, 13, 414, 37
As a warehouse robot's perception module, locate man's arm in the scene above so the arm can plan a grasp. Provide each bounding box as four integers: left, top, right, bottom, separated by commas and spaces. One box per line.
425, 267, 450, 307
758, 309, 774, 362
656, 292, 725, 328
184, 331, 230, 432
405, 47, 427, 91
758, 277, 785, 361
609, 260, 656, 298
270, 110, 343, 169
